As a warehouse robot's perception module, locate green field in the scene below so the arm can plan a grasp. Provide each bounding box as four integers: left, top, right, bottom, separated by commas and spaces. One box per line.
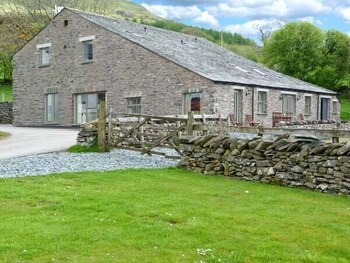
0, 168, 349, 262
0, 85, 12, 102
339, 96, 350, 120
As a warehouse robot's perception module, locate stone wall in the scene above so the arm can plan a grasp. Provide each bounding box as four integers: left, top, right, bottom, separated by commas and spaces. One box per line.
0, 102, 13, 124
179, 135, 350, 195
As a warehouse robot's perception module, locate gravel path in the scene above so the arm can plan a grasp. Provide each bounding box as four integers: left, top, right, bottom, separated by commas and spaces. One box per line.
0, 149, 179, 178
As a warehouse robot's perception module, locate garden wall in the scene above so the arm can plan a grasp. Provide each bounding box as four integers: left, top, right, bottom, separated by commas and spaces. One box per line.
0, 102, 13, 124
179, 135, 350, 195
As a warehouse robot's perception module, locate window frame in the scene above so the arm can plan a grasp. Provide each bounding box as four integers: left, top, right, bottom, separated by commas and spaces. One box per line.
304, 95, 312, 115
45, 93, 58, 124
257, 91, 267, 114
126, 97, 142, 114
183, 92, 202, 114
82, 40, 94, 62
282, 94, 296, 115
332, 101, 338, 114
39, 47, 50, 67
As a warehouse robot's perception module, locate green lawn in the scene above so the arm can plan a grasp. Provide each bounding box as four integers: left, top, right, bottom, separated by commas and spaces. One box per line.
0, 131, 10, 139
339, 96, 350, 120
0, 85, 12, 102
0, 168, 349, 262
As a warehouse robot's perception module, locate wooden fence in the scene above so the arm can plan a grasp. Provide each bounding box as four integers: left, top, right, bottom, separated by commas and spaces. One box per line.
97, 109, 350, 154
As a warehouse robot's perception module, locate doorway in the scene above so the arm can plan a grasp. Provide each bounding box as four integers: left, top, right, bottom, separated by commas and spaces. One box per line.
320, 98, 330, 121
75, 92, 105, 124
234, 90, 243, 124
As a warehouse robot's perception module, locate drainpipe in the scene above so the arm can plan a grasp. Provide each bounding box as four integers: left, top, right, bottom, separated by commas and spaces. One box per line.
251, 87, 255, 121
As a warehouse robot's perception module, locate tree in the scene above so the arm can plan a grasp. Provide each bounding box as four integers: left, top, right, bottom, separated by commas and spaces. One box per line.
262, 22, 324, 83
262, 22, 350, 90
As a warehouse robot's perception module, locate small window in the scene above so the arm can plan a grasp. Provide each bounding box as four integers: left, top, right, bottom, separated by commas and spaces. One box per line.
40, 47, 50, 66
257, 91, 267, 114
127, 97, 141, 114
184, 93, 202, 114
332, 101, 338, 114
64, 20, 69, 26
46, 93, 58, 123
282, 94, 296, 114
305, 96, 312, 115
83, 40, 93, 61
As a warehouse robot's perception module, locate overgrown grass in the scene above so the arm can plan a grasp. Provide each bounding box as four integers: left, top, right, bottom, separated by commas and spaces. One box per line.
0, 85, 12, 102
67, 144, 99, 153
0, 168, 349, 262
339, 96, 350, 120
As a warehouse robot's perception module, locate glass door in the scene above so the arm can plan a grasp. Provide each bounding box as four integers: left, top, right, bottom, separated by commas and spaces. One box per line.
75, 93, 98, 124
321, 98, 330, 121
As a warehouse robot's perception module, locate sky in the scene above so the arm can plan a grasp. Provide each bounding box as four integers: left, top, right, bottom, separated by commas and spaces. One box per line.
133, 0, 350, 43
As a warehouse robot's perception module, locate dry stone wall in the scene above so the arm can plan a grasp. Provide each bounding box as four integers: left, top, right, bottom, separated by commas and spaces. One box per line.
179, 135, 350, 195
0, 102, 13, 124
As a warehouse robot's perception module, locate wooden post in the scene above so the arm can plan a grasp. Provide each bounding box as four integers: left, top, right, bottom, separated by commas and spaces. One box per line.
187, 111, 194, 136
107, 107, 113, 147
98, 95, 106, 152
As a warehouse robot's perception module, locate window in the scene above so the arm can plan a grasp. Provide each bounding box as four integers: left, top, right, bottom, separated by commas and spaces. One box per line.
333, 101, 338, 114
83, 40, 93, 61
257, 91, 267, 114
75, 93, 101, 124
127, 97, 141, 114
40, 47, 50, 66
184, 93, 201, 114
46, 93, 58, 123
305, 96, 312, 115
282, 94, 296, 114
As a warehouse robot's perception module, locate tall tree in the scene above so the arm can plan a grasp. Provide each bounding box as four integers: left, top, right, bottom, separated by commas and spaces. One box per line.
262, 21, 350, 90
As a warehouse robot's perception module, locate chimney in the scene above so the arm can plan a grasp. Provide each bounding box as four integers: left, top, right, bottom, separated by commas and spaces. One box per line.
54, 6, 64, 15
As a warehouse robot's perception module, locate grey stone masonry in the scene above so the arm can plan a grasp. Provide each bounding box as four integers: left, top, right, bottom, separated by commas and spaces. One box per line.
0, 102, 13, 124
12, 8, 339, 128
180, 135, 350, 195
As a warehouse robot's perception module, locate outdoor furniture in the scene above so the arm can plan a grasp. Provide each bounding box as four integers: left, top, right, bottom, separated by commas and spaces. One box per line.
246, 114, 259, 127
272, 112, 292, 127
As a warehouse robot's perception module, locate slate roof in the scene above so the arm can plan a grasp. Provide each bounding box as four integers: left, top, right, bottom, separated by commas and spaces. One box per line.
69, 8, 336, 95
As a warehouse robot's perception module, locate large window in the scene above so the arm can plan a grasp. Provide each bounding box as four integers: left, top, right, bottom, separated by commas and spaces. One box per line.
46, 93, 58, 123
282, 94, 296, 114
126, 97, 141, 114
75, 93, 101, 124
305, 96, 312, 115
257, 91, 267, 114
184, 93, 201, 114
40, 47, 50, 66
83, 40, 93, 61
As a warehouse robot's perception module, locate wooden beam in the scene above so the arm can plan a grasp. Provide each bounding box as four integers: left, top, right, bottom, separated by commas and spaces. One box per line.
114, 117, 150, 145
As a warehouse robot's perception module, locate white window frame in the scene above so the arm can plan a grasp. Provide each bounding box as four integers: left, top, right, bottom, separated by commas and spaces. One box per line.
82, 40, 93, 62
126, 97, 141, 114
37, 43, 51, 67
45, 93, 58, 124
304, 95, 312, 115
257, 90, 267, 114
282, 93, 296, 114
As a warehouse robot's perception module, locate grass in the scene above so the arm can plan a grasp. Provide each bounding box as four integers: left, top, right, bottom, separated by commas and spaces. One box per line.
67, 144, 99, 153
0, 85, 12, 102
0, 168, 349, 262
339, 96, 350, 120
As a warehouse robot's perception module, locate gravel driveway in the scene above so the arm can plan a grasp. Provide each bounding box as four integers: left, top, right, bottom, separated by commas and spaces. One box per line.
0, 125, 78, 159
0, 149, 179, 178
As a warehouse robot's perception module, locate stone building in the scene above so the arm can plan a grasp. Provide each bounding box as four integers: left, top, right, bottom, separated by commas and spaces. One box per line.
12, 8, 339, 127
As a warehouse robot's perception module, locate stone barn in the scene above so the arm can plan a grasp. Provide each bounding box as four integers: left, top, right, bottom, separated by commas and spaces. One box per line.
12, 8, 339, 127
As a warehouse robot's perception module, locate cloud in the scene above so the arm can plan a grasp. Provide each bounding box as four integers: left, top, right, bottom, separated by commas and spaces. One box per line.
194, 11, 219, 27
141, 4, 201, 20
297, 16, 323, 25
225, 19, 285, 37
338, 7, 350, 22
207, 0, 330, 19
